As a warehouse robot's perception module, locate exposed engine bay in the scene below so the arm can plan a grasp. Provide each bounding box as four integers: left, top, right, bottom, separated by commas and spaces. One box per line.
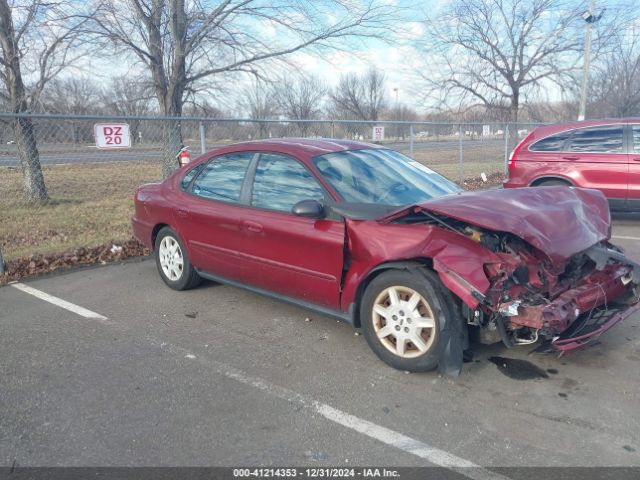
396, 210, 640, 352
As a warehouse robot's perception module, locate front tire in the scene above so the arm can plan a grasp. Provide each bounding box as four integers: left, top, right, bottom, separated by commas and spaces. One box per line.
360, 268, 450, 372
155, 227, 201, 290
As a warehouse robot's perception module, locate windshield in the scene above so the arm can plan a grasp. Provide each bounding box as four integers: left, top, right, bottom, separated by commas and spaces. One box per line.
312, 149, 461, 206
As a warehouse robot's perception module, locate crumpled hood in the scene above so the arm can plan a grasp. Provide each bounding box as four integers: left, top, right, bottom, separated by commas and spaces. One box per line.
380, 186, 611, 263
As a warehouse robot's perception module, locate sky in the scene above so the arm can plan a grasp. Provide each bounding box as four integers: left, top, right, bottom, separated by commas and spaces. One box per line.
282, 0, 432, 106
66, 0, 621, 114
71, 0, 441, 111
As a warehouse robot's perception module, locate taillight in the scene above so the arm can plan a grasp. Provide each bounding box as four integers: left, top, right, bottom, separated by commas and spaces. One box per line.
508, 131, 535, 172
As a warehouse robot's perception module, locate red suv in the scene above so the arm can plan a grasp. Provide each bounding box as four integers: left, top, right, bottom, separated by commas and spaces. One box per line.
504, 119, 640, 211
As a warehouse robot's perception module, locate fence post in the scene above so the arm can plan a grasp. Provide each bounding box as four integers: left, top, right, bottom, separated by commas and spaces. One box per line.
504, 124, 510, 175
409, 124, 414, 158
199, 122, 206, 154
330, 121, 335, 138
458, 124, 464, 183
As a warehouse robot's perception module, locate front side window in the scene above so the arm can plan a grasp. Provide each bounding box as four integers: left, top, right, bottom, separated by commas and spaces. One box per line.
567, 125, 624, 153
251, 153, 325, 212
529, 132, 571, 152
312, 149, 461, 206
191, 152, 253, 203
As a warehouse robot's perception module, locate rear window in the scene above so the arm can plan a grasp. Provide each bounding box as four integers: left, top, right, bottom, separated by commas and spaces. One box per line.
529, 132, 571, 152
567, 125, 624, 153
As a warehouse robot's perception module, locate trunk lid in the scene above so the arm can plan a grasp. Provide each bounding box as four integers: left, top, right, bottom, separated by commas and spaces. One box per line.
379, 186, 610, 263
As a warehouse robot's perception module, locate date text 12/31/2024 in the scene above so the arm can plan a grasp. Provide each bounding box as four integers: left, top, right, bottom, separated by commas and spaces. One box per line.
233, 468, 400, 478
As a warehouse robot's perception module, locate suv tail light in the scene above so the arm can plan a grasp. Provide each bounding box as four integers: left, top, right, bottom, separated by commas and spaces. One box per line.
508, 132, 534, 172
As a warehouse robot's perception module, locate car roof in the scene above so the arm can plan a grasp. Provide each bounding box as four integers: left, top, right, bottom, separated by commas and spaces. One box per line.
201, 137, 385, 161
532, 118, 633, 137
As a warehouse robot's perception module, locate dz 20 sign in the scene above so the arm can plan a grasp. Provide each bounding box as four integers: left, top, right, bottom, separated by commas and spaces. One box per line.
94, 123, 131, 149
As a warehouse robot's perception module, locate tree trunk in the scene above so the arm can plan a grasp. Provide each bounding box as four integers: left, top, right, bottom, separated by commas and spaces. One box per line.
159, 87, 184, 178
0, 0, 48, 202
161, 117, 183, 178
15, 116, 48, 201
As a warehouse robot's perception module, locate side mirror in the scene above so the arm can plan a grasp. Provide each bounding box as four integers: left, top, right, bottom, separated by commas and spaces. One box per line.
292, 199, 325, 218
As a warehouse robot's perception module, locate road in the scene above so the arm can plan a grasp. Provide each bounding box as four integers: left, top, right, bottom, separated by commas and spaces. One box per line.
0, 139, 505, 166
1, 218, 640, 475
0, 149, 162, 166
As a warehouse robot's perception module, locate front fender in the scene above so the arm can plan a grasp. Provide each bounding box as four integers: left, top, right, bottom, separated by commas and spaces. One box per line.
342, 220, 498, 312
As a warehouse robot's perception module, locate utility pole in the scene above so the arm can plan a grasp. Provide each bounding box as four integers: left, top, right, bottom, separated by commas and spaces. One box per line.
393, 87, 399, 138
578, 0, 602, 121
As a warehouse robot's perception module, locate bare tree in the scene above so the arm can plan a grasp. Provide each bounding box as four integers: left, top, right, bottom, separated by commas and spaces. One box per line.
420, 0, 611, 131
0, 0, 89, 202
386, 104, 418, 139
331, 68, 387, 121
100, 76, 155, 142
588, 29, 640, 118
91, 0, 398, 177
43, 78, 102, 115
40, 77, 102, 144
273, 75, 327, 136
239, 79, 278, 139
101, 76, 154, 117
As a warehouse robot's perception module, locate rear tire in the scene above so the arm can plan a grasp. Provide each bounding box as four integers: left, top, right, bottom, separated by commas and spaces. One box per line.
155, 227, 201, 291
360, 268, 453, 372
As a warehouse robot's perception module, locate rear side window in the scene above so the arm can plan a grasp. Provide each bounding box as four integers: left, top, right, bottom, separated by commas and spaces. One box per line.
191, 152, 253, 203
567, 125, 624, 153
529, 132, 571, 152
251, 153, 325, 212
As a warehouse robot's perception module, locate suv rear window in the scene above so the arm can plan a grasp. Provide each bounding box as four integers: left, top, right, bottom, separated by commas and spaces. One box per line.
631, 125, 640, 152
529, 132, 571, 152
567, 125, 624, 153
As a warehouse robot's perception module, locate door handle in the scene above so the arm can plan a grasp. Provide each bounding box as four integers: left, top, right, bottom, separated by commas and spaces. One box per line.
632, 157, 640, 162
562, 156, 580, 161
176, 208, 188, 218
243, 220, 263, 233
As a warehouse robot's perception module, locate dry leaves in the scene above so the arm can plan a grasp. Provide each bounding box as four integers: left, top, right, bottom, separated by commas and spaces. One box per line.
0, 238, 150, 285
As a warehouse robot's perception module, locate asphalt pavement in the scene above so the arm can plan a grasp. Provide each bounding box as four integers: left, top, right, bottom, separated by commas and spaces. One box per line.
1, 218, 640, 473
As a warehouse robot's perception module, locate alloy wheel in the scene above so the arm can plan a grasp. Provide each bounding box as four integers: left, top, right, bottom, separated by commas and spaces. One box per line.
371, 285, 437, 358
159, 235, 184, 281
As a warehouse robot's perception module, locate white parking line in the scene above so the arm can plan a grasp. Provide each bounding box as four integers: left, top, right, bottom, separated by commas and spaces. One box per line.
612, 235, 640, 241
11, 282, 108, 322
155, 338, 509, 480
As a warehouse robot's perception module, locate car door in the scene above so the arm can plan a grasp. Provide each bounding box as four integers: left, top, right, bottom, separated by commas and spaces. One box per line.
628, 124, 640, 210
563, 124, 628, 205
241, 152, 345, 309
178, 151, 255, 281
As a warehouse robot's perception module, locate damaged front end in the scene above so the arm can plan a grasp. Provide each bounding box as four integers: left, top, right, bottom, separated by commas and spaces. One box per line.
475, 236, 640, 353
380, 187, 640, 354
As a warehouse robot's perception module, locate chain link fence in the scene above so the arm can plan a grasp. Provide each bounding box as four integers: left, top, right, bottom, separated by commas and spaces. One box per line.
0, 112, 542, 263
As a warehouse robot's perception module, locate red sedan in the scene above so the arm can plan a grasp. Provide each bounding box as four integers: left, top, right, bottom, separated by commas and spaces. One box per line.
133, 139, 640, 375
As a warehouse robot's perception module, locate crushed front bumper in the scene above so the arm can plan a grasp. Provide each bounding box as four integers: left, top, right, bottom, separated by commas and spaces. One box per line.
551, 302, 640, 354
501, 261, 639, 353
505, 265, 635, 333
